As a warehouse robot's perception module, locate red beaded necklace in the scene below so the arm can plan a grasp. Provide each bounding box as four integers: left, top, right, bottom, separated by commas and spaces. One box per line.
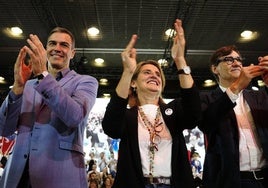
138, 106, 163, 178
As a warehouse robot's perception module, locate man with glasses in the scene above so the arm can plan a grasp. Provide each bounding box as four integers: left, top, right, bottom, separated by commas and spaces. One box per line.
199, 45, 268, 188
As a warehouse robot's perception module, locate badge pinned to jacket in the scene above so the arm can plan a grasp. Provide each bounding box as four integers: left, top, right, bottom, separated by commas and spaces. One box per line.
165, 108, 173, 116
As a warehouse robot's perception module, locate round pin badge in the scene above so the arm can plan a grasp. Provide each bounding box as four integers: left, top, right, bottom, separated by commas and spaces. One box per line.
165, 108, 173, 115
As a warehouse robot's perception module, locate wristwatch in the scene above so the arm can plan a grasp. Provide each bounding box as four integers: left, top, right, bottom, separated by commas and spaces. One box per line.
35, 71, 49, 80
177, 66, 191, 75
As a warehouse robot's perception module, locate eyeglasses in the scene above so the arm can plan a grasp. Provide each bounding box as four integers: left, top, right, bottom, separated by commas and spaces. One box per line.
216, 56, 244, 65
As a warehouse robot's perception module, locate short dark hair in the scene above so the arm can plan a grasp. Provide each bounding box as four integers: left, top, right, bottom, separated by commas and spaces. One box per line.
210, 45, 241, 65
47, 27, 75, 49
210, 45, 242, 82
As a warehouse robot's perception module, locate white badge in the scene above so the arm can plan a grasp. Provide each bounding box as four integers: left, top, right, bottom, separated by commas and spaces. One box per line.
165, 108, 173, 115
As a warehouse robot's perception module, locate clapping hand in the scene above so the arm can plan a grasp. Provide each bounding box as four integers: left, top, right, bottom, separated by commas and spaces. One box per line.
116, 34, 138, 98
171, 19, 186, 61
12, 47, 32, 94
24, 34, 47, 76
258, 56, 268, 85
121, 34, 138, 74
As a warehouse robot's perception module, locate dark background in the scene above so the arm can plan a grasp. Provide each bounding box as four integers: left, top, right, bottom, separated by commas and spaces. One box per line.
1, 0, 268, 101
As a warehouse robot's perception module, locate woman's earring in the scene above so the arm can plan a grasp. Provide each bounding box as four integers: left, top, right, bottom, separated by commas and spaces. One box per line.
133, 87, 136, 92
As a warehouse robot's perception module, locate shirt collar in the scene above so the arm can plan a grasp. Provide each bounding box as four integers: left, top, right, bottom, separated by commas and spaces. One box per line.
219, 85, 227, 92
56, 68, 70, 81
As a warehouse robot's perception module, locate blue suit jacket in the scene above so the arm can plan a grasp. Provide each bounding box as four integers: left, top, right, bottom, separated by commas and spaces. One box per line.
0, 70, 98, 188
200, 87, 268, 188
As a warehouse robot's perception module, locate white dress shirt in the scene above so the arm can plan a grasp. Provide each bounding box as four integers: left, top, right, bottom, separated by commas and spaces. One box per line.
138, 104, 172, 177
224, 86, 267, 171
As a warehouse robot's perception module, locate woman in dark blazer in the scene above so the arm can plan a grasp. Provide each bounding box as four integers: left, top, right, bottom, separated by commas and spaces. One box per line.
102, 19, 201, 188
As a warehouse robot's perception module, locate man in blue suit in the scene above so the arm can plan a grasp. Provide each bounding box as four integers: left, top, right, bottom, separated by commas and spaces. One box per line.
200, 45, 268, 188
0, 27, 98, 188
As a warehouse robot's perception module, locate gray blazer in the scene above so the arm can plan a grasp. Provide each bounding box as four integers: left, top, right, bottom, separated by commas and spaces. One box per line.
0, 70, 98, 188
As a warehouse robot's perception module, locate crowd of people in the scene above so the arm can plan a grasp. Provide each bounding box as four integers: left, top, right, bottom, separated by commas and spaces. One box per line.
0, 17, 267, 188
86, 152, 116, 188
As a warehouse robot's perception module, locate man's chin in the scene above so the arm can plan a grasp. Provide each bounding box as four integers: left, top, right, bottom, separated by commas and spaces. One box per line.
231, 70, 241, 76
49, 61, 65, 69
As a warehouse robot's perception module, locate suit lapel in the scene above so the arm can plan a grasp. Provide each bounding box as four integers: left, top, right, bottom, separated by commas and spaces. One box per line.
57, 70, 77, 87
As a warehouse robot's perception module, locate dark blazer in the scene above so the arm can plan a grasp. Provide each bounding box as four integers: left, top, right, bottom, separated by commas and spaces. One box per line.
102, 86, 201, 188
200, 87, 268, 188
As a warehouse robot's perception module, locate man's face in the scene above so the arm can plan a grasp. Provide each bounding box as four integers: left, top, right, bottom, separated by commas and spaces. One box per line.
212, 51, 243, 83
46, 32, 75, 70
